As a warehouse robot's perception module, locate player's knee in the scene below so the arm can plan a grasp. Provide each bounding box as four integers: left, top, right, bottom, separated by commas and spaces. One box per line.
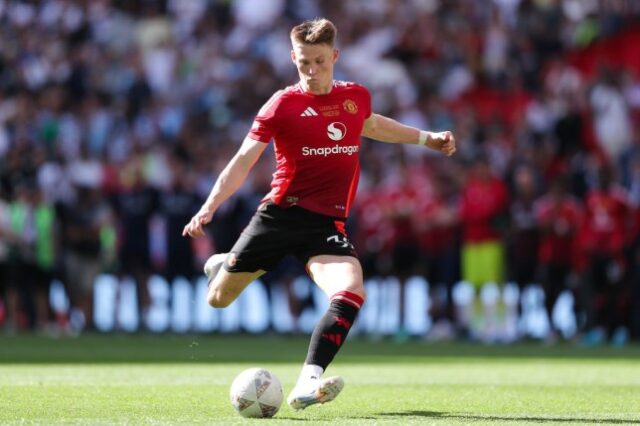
207, 291, 232, 308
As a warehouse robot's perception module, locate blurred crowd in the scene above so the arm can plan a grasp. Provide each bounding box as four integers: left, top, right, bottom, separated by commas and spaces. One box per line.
0, 0, 639, 343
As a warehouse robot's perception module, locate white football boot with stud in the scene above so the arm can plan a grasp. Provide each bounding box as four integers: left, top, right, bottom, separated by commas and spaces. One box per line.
287, 376, 344, 410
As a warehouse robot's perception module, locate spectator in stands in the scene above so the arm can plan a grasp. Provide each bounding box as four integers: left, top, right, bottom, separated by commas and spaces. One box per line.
505, 164, 540, 339
158, 153, 202, 284
578, 166, 634, 345
27, 184, 57, 333
61, 184, 113, 332
506, 164, 540, 293
5, 181, 54, 332
458, 155, 509, 340
535, 174, 584, 340
414, 170, 460, 339
112, 154, 157, 329
383, 153, 431, 340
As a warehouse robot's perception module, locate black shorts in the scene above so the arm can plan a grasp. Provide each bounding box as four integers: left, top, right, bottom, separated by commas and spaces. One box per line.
224, 202, 358, 273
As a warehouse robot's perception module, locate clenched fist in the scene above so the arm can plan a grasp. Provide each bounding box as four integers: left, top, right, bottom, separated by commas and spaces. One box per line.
429, 131, 456, 156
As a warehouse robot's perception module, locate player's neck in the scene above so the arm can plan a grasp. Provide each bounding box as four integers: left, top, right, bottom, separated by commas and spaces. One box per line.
300, 79, 334, 95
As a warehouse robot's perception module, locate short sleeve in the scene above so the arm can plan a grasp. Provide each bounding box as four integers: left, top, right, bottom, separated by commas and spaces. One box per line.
247, 90, 284, 143
361, 86, 372, 119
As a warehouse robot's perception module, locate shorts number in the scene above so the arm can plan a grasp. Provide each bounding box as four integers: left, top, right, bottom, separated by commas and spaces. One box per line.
327, 234, 354, 249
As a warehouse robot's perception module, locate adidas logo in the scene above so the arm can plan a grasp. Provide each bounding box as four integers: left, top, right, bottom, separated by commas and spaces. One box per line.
300, 107, 318, 117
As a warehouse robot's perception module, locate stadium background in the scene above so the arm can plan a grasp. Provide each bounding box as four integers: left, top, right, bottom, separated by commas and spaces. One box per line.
0, 0, 639, 346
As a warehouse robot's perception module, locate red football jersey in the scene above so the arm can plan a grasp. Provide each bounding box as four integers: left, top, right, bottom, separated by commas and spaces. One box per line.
248, 81, 372, 218
459, 176, 508, 242
578, 186, 631, 256
534, 194, 584, 265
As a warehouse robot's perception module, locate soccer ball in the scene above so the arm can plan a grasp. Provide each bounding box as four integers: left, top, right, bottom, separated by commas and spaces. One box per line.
229, 368, 283, 418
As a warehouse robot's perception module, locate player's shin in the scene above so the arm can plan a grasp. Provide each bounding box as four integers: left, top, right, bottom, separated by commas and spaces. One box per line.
302, 290, 363, 377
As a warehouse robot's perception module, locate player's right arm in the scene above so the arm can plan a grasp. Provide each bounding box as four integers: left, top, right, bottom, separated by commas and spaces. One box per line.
362, 113, 456, 156
182, 137, 268, 238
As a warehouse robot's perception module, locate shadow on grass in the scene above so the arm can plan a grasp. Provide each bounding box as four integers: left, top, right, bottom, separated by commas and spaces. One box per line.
276, 416, 378, 421
379, 410, 640, 424
271, 417, 310, 421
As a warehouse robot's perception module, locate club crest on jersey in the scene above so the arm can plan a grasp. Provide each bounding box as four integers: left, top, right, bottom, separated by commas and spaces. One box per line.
327, 122, 347, 141
343, 99, 358, 114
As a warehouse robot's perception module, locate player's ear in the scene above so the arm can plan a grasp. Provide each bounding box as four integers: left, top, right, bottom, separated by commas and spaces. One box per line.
291, 50, 296, 64
332, 48, 339, 64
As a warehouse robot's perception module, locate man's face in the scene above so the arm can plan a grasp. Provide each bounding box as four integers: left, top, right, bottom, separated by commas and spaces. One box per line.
291, 41, 338, 93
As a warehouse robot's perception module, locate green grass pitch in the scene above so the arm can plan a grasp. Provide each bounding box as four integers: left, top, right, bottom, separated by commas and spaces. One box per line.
1, 334, 639, 425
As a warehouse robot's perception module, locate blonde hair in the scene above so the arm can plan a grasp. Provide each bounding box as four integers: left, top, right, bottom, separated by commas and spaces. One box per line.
290, 18, 337, 46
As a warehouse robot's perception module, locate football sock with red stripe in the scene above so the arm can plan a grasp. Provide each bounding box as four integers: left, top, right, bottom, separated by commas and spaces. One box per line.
304, 291, 363, 370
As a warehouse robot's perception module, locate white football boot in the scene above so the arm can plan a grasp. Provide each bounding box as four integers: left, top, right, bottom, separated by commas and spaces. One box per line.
203, 253, 227, 286
287, 376, 344, 410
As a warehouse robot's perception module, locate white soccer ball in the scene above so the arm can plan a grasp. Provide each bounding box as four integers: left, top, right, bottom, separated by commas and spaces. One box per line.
229, 368, 283, 418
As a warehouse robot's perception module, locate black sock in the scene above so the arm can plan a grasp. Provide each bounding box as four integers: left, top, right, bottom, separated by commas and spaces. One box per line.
305, 291, 364, 370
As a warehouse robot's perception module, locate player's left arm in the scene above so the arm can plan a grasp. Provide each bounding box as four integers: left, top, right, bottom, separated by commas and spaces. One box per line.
361, 113, 456, 156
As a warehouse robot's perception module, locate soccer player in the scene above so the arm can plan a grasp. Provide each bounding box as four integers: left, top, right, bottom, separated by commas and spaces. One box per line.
182, 18, 456, 410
